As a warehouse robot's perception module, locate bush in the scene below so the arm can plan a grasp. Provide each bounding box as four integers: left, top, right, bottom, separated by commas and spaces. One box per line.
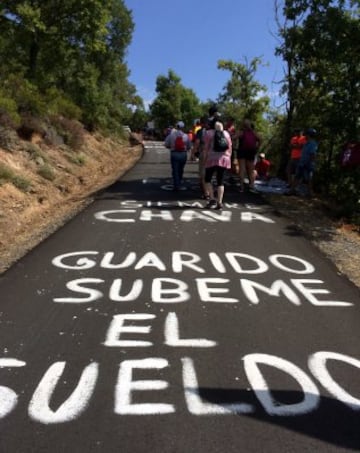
24, 143, 48, 162
17, 115, 46, 140
66, 152, 86, 166
37, 164, 56, 181
45, 88, 82, 120
50, 116, 85, 150
0, 96, 21, 128
0, 126, 20, 151
316, 162, 360, 225
0, 163, 31, 191
4, 75, 46, 116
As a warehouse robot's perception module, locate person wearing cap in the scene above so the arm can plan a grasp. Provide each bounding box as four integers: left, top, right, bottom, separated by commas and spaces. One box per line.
255, 152, 271, 181
164, 121, 191, 191
286, 128, 318, 197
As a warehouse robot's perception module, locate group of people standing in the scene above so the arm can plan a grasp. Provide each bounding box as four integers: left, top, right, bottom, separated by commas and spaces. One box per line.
164, 106, 266, 209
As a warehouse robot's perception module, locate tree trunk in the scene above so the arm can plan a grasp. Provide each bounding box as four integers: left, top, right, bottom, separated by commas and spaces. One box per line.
27, 34, 39, 81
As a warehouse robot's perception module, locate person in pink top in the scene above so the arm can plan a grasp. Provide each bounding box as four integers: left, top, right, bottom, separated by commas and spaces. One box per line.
203, 119, 232, 210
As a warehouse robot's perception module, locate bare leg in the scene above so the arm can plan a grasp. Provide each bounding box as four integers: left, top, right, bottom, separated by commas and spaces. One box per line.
205, 182, 214, 200
217, 185, 224, 204
201, 176, 208, 198
238, 158, 246, 191
247, 161, 256, 189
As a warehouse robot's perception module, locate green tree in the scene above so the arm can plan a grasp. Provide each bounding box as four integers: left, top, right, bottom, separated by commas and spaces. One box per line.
0, 0, 137, 131
150, 70, 202, 132
217, 58, 270, 127
275, 0, 360, 217
128, 105, 150, 132
215, 57, 272, 157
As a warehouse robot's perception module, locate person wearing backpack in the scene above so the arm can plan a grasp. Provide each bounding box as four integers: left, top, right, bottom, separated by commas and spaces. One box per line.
236, 119, 261, 193
203, 119, 232, 210
164, 121, 191, 191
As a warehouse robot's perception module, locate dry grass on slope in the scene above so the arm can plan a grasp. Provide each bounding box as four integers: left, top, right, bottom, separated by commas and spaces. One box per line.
263, 193, 360, 288
0, 131, 143, 273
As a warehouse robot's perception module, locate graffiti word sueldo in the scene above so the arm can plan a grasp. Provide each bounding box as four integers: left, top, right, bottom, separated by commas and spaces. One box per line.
51, 251, 352, 307
1, 352, 360, 424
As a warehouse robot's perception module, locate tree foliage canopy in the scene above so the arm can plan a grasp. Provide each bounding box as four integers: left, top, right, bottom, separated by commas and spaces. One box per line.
216, 58, 270, 129
150, 70, 202, 131
0, 0, 137, 131
275, 0, 360, 218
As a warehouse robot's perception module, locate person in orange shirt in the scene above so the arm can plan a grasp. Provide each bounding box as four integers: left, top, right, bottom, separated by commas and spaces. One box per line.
287, 129, 306, 185
190, 119, 202, 160
193, 119, 202, 137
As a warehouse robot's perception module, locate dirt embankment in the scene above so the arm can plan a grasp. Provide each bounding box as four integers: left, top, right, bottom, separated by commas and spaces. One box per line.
0, 131, 143, 273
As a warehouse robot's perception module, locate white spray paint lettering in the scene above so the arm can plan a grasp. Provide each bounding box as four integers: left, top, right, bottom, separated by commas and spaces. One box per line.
1, 352, 360, 422
94, 209, 274, 223
51, 251, 351, 306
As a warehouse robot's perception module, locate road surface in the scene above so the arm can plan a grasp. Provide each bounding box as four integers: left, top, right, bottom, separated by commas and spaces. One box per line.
0, 142, 359, 452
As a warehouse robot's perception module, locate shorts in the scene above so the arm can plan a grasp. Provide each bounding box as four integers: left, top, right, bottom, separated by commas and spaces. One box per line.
204, 166, 226, 186
237, 148, 257, 161
288, 158, 300, 175
296, 164, 314, 182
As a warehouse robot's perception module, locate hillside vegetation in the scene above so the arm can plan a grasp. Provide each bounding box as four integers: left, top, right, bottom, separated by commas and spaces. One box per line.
0, 127, 142, 273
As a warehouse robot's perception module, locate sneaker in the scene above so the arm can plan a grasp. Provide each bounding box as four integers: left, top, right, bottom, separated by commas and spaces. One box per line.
201, 194, 210, 200
248, 187, 258, 194
215, 202, 223, 210
205, 199, 216, 209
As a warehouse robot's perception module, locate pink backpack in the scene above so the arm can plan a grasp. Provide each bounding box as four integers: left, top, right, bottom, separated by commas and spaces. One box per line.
241, 129, 257, 150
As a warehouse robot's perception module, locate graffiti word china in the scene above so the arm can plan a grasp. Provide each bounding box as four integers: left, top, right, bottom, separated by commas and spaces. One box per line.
93, 200, 274, 223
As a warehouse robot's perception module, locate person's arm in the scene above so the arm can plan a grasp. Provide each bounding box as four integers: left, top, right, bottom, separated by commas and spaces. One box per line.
203, 131, 212, 160
191, 138, 200, 159
225, 131, 232, 156
164, 133, 172, 149
233, 129, 243, 140
255, 132, 261, 149
185, 134, 192, 151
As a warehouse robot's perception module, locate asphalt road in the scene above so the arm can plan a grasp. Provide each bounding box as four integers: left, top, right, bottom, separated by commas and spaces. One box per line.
0, 142, 359, 452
